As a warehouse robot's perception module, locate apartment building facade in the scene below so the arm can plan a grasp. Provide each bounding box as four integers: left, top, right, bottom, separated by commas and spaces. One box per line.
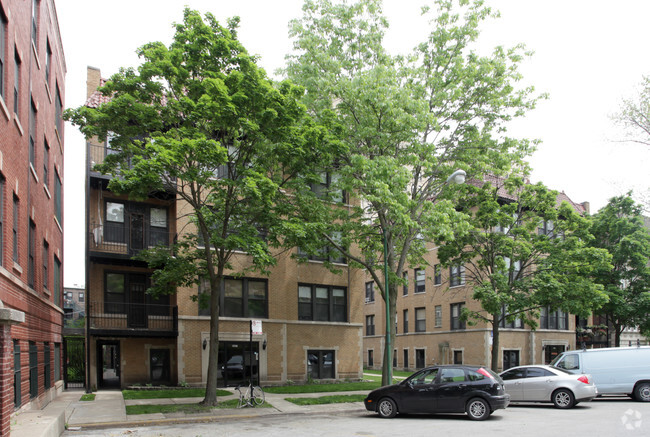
0, 0, 65, 433
363, 187, 592, 373
84, 67, 364, 389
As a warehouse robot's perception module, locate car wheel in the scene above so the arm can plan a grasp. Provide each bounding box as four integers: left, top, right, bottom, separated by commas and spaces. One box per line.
552, 389, 575, 409
377, 398, 398, 418
466, 397, 490, 421
634, 382, 650, 402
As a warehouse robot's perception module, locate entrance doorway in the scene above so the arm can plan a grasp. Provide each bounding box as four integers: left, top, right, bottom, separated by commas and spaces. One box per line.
97, 341, 120, 389
503, 350, 520, 370
544, 345, 565, 364
217, 341, 259, 387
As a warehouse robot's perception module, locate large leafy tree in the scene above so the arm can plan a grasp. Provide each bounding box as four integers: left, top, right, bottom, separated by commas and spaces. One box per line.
614, 75, 650, 147
590, 194, 650, 346
66, 9, 329, 405
284, 0, 541, 384
436, 175, 611, 371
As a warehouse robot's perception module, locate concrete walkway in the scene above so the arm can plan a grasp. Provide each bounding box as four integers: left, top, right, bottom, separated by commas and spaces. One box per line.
12, 387, 371, 436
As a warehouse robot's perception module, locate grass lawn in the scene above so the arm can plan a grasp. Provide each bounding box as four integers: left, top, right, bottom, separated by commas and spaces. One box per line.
364, 369, 413, 378
80, 394, 96, 401
125, 399, 272, 415
285, 394, 366, 406
122, 388, 232, 400
264, 381, 380, 394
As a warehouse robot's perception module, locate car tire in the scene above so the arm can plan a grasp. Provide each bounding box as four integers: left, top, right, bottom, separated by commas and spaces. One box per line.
552, 388, 575, 409
466, 397, 490, 421
634, 382, 650, 402
377, 398, 398, 418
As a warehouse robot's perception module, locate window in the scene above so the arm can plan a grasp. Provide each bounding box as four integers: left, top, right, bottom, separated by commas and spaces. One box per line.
43, 139, 49, 188
78, 292, 84, 303
54, 343, 60, 382
311, 171, 345, 203
55, 84, 62, 133
29, 341, 37, 398
365, 281, 374, 303
105, 201, 125, 243
298, 284, 347, 322
29, 98, 36, 168
13, 340, 20, 407
28, 220, 35, 288
199, 277, 268, 318
308, 350, 334, 379
433, 264, 441, 285
540, 307, 568, 330
453, 350, 463, 365
500, 305, 523, 329
434, 305, 442, 328
150, 208, 167, 228
12, 194, 18, 263
403, 349, 409, 369
415, 307, 426, 332
54, 172, 62, 224
402, 271, 408, 295
450, 303, 466, 330
538, 219, 554, 236
414, 268, 425, 293
366, 315, 375, 336
31, 0, 39, 46
504, 257, 521, 282
43, 342, 50, 389
298, 233, 346, 264
14, 51, 20, 114
105, 272, 125, 313
53, 256, 61, 307
0, 13, 6, 102
500, 367, 526, 381
402, 309, 408, 333
42, 241, 48, 290
45, 40, 52, 86
367, 350, 373, 367
449, 264, 465, 287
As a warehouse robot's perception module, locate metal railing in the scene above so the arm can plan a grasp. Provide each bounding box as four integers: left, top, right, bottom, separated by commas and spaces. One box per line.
90, 221, 174, 256
89, 301, 177, 333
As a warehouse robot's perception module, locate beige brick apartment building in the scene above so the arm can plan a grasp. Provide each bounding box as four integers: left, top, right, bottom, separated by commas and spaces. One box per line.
363, 189, 591, 373
83, 67, 364, 389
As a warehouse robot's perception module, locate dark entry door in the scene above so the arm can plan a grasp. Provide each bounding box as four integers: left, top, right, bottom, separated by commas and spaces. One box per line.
128, 274, 147, 328
98, 341, 120, 389
64, 337, 85, 389
129, 212, 145, 253
217, 341, 259, 387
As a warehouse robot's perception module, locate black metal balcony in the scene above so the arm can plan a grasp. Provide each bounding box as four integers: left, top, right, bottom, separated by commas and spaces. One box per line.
89, 301, 178, 337
90, 221, 175, 258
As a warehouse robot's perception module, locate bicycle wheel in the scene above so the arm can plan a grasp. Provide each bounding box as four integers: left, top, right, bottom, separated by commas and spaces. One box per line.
251, 385, 265, 405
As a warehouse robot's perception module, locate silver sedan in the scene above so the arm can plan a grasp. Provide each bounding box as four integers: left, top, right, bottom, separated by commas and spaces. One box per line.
499, 365, 597, 409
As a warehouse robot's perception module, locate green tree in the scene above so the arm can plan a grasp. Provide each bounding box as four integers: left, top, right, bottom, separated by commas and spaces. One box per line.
66, 9, 328, 405
436, 175, 611, 371
590, 194, 650, 346
284, 0, 541, 384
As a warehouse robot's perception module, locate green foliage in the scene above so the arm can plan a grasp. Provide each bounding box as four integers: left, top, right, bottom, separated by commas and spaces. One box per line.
590, 193, 650, 344
437, 175, 611, 369
80, 394, 96, 402
284, 0, 543, 383
122, 388, 231, 400
65, 8, 331, 405
286, 394, 367, 405
264, 381, 380, 394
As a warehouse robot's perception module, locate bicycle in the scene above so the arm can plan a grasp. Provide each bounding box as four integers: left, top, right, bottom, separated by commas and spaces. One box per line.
235, 383, 265, 408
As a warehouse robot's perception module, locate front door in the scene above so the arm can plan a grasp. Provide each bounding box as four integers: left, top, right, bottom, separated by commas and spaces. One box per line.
217, 341, 259, 387
129, 212, 145, 253
503, 350, 520, 370
98, 341, 120, 389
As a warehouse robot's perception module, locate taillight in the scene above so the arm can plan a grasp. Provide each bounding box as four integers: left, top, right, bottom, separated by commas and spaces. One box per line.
578, 375, 589, 384
477, 367, 496, 380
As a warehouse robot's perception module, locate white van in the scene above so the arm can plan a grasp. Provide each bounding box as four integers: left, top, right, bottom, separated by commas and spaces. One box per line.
551, 346, 650, 402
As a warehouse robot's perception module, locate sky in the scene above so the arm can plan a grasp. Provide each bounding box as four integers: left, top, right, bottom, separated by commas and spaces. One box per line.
56, 0, 650, 287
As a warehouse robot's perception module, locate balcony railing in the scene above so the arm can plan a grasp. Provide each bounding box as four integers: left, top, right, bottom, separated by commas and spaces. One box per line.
89, 301, 177, 334
90, 221, 175, 257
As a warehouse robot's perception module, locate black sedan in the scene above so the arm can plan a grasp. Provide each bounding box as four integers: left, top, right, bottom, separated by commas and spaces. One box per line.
364, 365, 510, 420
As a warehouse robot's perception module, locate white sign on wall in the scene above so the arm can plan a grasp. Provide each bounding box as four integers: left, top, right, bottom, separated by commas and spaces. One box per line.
251, 319, 263, 335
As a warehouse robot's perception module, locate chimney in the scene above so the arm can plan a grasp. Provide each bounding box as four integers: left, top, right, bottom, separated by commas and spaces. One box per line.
86, 66, 102, 99
581, 201, 590, 214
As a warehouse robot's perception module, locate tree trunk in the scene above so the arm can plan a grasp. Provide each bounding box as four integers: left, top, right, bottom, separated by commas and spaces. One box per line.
201, 271, 222, 406
381, 284, 397, 386
491, 321, 500, 372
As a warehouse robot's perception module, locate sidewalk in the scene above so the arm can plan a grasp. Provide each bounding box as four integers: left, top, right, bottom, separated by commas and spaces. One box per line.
12, 388, 370, 436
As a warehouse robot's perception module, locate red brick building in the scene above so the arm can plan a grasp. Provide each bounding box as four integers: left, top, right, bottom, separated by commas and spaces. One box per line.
0, 0, 65, 434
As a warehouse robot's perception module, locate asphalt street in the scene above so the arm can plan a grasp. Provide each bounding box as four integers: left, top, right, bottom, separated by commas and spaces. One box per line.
64, 397, 650, 437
